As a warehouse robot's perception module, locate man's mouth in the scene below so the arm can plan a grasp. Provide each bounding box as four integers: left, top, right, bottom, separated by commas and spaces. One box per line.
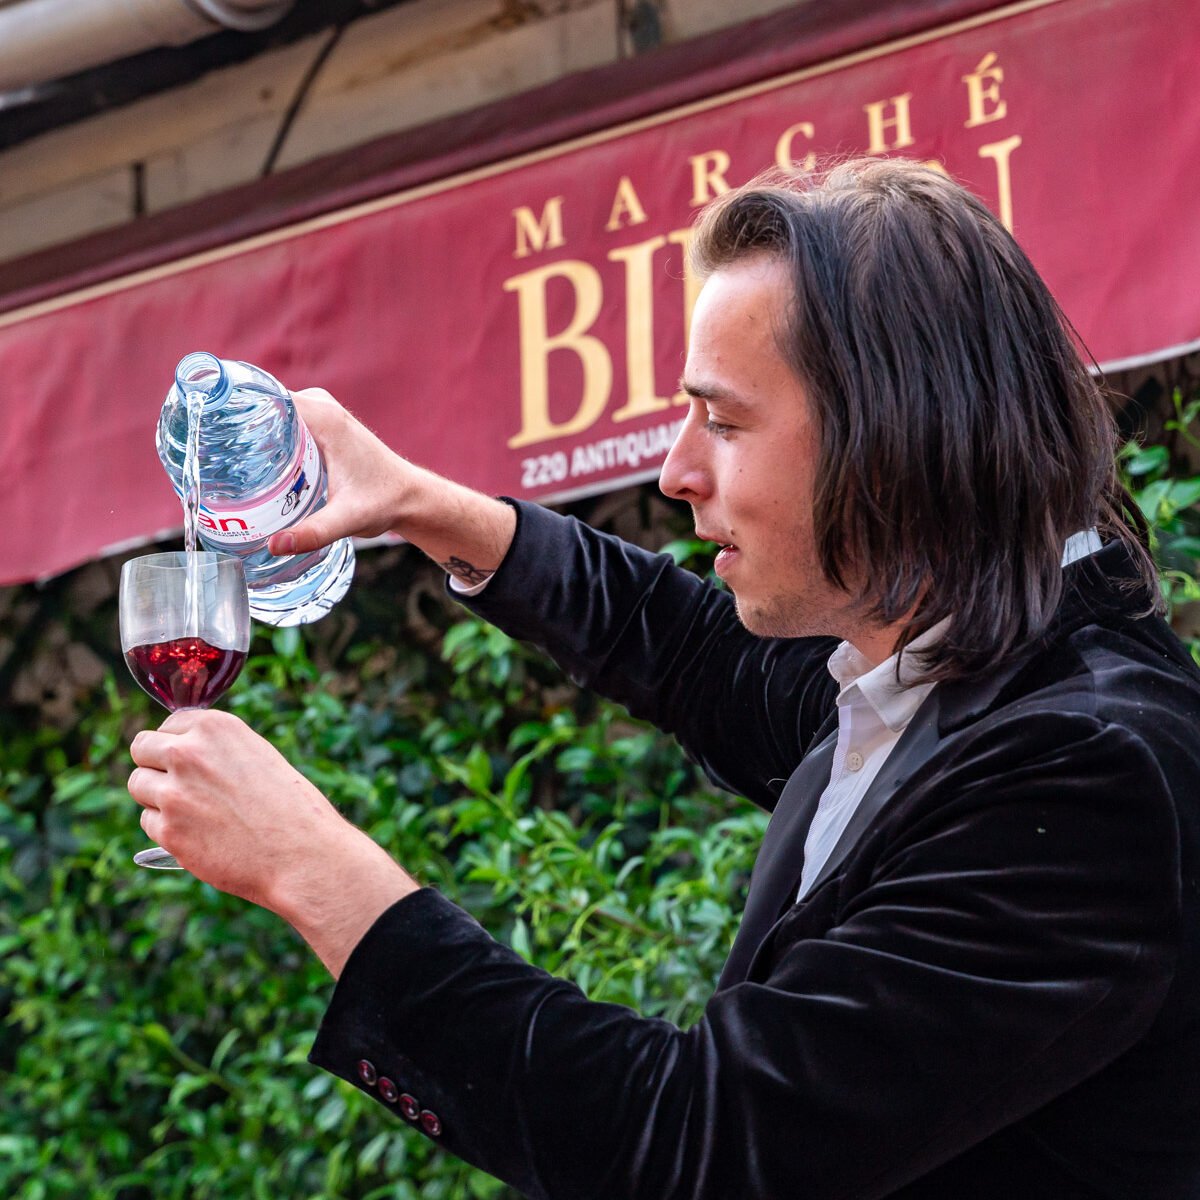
712, 543, 739, 577
700, 532, 734, 573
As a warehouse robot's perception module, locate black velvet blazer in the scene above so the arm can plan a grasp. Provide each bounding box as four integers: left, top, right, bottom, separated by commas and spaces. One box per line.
311, 500, 1200, 1199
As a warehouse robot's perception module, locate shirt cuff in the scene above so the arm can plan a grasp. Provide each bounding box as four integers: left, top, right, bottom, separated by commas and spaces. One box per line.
448, 573, 493, 597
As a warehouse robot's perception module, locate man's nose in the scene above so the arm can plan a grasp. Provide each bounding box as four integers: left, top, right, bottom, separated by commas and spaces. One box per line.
659, 423, 710, 503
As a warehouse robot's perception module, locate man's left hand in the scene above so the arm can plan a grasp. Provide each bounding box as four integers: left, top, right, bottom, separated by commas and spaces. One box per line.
128, 709, 417, 976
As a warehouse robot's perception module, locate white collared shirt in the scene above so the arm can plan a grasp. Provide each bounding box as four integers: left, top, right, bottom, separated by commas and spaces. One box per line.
796, 528, 1103, 899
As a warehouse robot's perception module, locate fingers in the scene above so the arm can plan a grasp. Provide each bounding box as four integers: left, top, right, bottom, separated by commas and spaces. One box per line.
139, 803, 162, 841
272, 389, 344, 557
130, 729, 173, 771
158, 707, 212, 733
268, 519, 328, 556
290, 386, 341, 426
128, 720, 197, 807
129, 709, 222, 768
275, 384, 406, 550
135, 785, 179, 869
128, 765, 163, 809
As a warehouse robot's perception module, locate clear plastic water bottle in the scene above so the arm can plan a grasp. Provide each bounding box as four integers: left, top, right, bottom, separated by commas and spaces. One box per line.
157, 351, 355, 626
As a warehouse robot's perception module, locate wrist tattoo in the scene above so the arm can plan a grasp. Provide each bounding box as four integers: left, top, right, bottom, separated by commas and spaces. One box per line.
441, 557, 495, 585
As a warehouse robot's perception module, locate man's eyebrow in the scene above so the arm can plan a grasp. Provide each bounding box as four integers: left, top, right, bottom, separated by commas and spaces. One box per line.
677, 378, 754, 416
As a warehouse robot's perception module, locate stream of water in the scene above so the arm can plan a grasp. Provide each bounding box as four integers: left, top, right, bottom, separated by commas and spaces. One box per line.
182, 389, 206, 635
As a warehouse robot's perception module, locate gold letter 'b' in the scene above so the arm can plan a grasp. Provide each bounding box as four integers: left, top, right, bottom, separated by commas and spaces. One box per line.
503, 261, 613, 448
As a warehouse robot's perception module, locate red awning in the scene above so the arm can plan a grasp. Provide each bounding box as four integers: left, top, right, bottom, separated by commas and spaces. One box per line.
0, 0, 1197, 586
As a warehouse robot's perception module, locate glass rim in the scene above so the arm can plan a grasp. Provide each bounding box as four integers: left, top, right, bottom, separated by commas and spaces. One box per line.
121, 550, 244, 572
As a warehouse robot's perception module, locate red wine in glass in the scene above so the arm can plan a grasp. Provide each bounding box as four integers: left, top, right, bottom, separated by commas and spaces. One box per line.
119, 550, 251, 870
125, 636, 248, 712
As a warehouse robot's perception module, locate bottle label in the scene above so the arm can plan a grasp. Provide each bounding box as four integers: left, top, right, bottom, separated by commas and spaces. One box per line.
197, 425, 321, 545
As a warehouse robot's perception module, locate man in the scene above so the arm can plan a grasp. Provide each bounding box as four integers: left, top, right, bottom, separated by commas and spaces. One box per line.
128, 158, 1200, 1198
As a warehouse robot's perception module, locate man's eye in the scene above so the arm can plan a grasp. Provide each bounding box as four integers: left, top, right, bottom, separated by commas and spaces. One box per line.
703, 418, 733, 437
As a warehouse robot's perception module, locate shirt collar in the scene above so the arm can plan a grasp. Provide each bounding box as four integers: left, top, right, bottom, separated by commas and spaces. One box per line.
827, 623, 944, 734
825, 528, 1103, 734
1062, 527, 1102, 566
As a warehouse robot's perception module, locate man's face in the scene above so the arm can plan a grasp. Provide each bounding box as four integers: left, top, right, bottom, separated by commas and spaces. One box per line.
660, 254, 851, 640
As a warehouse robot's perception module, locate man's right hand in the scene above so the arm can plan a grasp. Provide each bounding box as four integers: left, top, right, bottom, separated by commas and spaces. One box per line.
268, 387, 518, 586
267, 388, 409, 556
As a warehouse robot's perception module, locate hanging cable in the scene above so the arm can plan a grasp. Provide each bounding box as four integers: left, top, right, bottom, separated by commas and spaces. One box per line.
260, 21, 345, 177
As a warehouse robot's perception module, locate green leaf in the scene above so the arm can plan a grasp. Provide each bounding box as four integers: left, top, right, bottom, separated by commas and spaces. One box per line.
211, 1029, 240, 1072
1166, 536, 1200, 560
457, 744, 493, 795
1136, 478, 1172, 523
271, 625, 302, 659
315, 1094, 347, 1132
511, 918, 531, 960
1124, 444, 1169, 476
1166, 478, 1200, 511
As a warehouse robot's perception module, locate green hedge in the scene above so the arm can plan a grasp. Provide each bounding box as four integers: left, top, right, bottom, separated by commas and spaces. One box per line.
0, 610, 761, 1199
1121, 386, 1200, 638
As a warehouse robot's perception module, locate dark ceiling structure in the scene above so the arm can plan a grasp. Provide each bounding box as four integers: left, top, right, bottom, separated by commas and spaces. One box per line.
0, 0, 418, 153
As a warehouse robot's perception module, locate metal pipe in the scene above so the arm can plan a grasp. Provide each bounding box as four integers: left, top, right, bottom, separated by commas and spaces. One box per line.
0, 0, 293, 92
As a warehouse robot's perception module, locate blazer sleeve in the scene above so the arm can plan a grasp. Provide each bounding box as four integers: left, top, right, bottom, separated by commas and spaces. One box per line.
309, 712, 1180, 1200
452, 499, 839, 807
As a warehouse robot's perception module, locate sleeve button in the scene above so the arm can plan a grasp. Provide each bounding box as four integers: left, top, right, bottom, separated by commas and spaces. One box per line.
378, 1077, 399, 1104
357, 1060, 377, 1087
399, 1094, 420, 1120
420, 1110, 443, 1137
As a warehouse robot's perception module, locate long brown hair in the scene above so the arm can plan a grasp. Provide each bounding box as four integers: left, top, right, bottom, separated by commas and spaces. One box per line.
690, 157, 1157, 682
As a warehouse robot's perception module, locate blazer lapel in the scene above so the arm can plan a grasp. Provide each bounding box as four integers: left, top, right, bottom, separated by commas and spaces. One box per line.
719, 690, 947, 992
717, 716, 838, 992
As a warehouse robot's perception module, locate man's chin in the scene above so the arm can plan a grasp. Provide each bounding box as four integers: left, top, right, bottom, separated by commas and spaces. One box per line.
734, 594, 830, 641
733, 596, 788, 639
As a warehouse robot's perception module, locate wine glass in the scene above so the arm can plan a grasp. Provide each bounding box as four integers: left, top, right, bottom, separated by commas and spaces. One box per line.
120, 551, 251, 870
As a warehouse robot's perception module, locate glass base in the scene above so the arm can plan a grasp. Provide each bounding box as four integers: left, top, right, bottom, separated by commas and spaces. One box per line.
134, 845, 183, 870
